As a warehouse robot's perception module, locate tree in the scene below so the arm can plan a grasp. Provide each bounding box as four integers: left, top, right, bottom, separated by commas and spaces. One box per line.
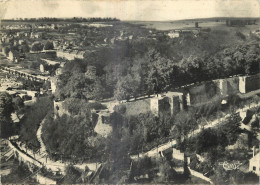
0, 92, 14, 119
12, 96, 24, 121
222, 114, 241, 145
3, 47, 10, 56
173, 111, 196, 141
19, 97, 53, 150
44, 41, 54, 50
0, 92, 15, 138
114, 74, 140, 101
21, 44, 30, 53
92, 78, 106, 100
0, 119, 13, 138
13, 96, 24, 112
31, 42, 44, 52
212, 166, 259, 185
158, 160, 175, 182
195, 128, 218, 154
63, 165, 82, 184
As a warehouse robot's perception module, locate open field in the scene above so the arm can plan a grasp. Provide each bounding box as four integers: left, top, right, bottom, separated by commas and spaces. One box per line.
128, 19, 260, 33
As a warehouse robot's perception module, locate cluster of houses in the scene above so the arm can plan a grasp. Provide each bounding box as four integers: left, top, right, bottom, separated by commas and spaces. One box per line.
167, 29, 200, 38
0, 22, 177, 66
1, 24, 31, 30
0, 32, 29, 62
0, 22, 68, 31
0, 47, 24, 63
56, 49, 85, 60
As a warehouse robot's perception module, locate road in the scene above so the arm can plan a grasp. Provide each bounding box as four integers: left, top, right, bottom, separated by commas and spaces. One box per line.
36, 118, 47, 156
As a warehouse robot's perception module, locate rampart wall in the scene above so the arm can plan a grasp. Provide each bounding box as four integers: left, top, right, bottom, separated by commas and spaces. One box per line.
239, 74, 260, 93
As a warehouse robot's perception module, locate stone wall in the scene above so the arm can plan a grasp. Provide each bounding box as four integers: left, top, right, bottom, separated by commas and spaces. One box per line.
185, 81, 218, 105
184, 74, 260, 106
123, 93, 184, 117
124, 98, 152, 116
188, 167, 213, 184
226, 77, 240, 95
158, 97, 171, 115
8, 140, 43, 168
217, 77, 240, 96
239, 74, 260, 93
36, 174, 56, 184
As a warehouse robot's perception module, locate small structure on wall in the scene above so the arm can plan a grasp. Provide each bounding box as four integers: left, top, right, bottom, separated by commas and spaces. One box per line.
249, 149, 260, 176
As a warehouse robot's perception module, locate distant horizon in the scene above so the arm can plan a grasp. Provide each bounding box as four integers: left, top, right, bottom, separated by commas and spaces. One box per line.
2, 16, 260, 22
1, 0, 259, 21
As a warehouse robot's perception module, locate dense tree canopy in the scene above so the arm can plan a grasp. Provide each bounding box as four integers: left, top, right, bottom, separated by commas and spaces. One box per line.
31, 42, 44, 52
43, 41, 54, 50
0, 92, 14, 138
19, 96, 53, 150
54, 32, 260, 102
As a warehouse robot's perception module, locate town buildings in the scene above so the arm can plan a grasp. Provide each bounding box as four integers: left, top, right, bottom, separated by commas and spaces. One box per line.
249, 150, 260, 176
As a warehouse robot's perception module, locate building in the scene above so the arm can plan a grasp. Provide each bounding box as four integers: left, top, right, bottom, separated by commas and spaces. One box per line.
40, 64, 45, 73
249, 151, 260, 176
7, 50, 20, 63
18, 39, 25, 45
167, 31, 180, 38
53, 41, 60, 49
50, 77, 58, 94
1, 47, 10, 56
30, 32, 44, 39
41, 59, 60, 66
27, 91, 38, 98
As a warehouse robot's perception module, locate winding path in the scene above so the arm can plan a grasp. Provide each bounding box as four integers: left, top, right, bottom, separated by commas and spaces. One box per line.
36, 118, 47, 155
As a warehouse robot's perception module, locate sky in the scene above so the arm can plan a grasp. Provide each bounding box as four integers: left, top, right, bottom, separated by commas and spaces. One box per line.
0, 0, 259, 21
